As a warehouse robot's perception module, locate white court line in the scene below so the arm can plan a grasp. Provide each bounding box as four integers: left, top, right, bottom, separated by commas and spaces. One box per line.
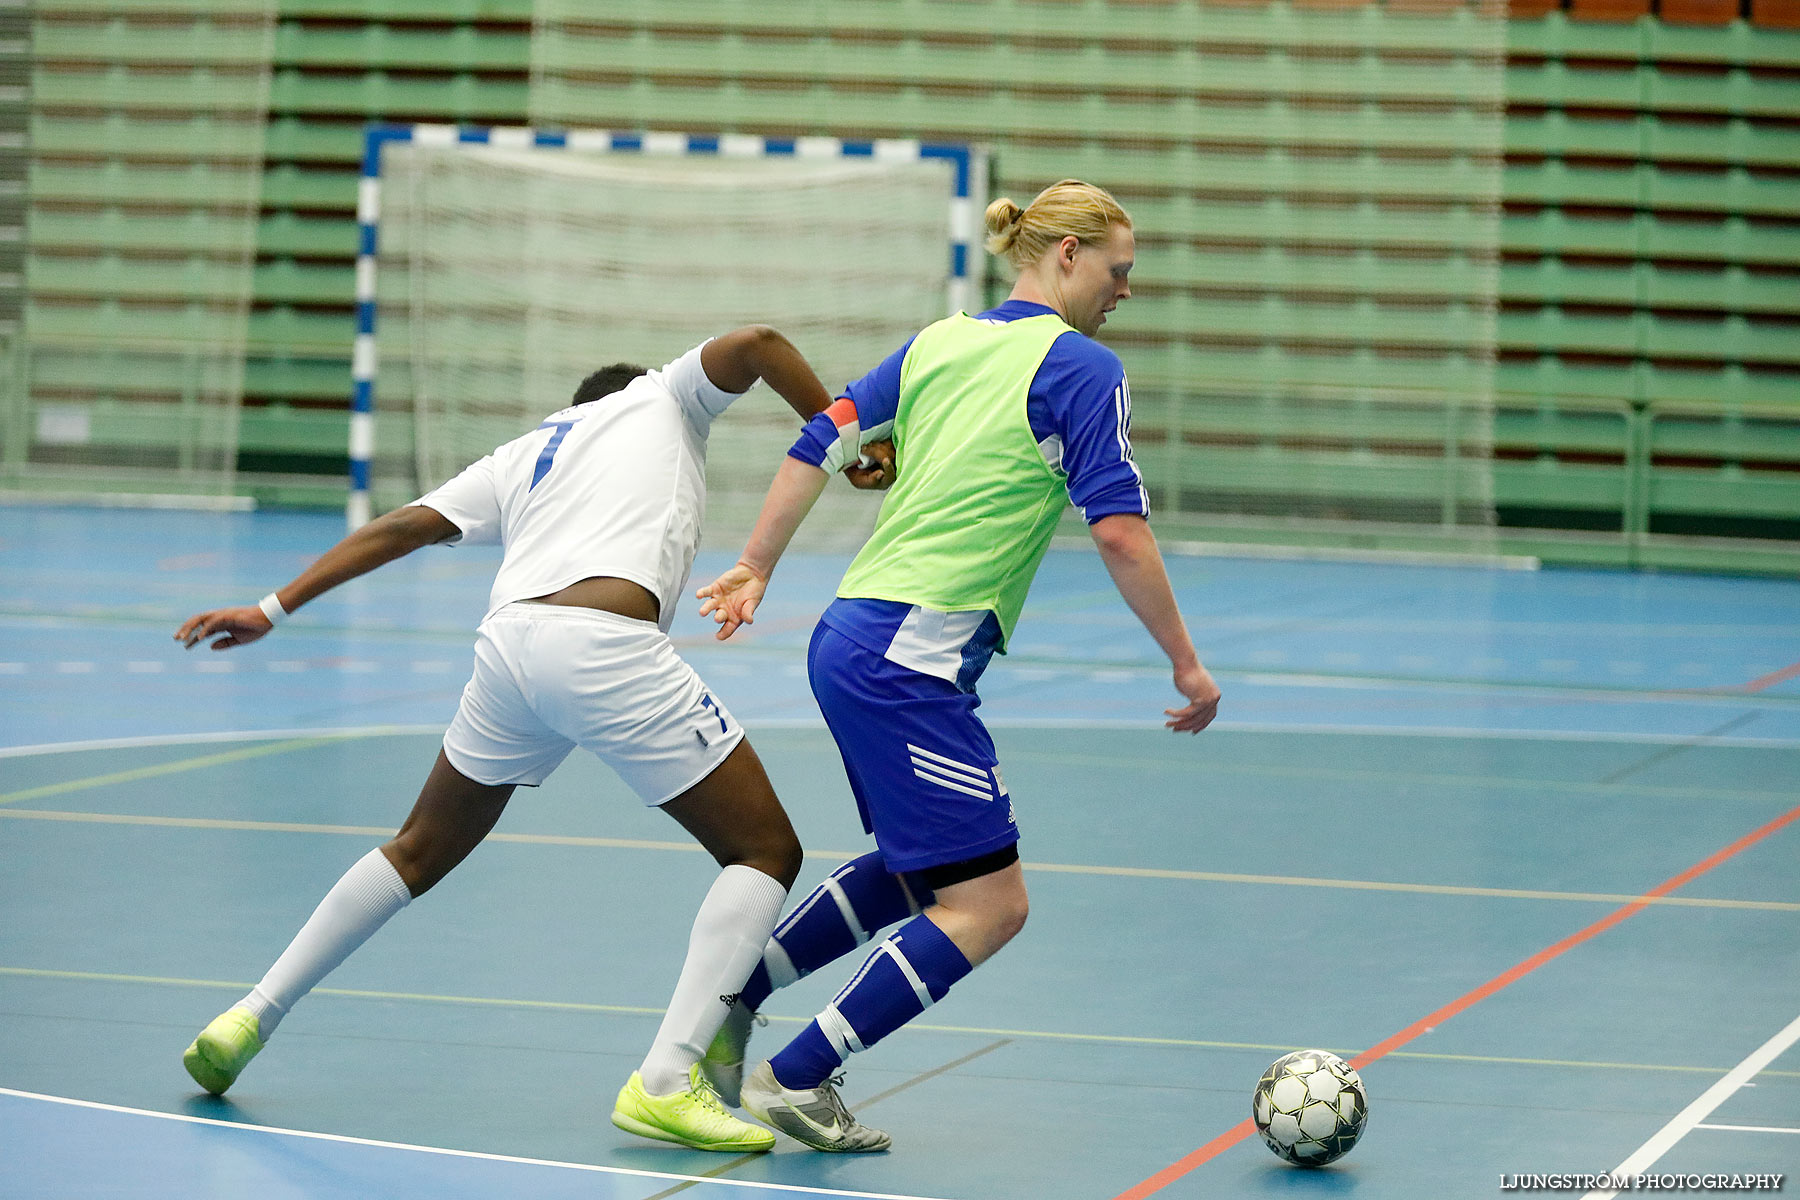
1696, 1123, 1800, 1134
0, 1087, 954, 1200
1581, 1012, 1800, 1200
982, 720, 1800, 749
1216, 670, 1798, 706
1050, 532, 1541, 569
6, 720, 1800, 759
1217, 721, 1800, 749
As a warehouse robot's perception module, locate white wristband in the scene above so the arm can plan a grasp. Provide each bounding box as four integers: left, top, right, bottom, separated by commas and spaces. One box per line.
258, 592, 288, 627
819, 416, 862, 474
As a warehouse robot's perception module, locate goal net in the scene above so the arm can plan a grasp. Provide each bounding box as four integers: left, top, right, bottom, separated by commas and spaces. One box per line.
365, 132, 970, 550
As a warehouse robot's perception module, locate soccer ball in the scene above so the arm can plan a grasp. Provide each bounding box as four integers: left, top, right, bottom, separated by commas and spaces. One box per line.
1251, 1049, 1368, 1167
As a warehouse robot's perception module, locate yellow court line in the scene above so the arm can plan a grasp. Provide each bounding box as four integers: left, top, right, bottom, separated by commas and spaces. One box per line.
3, 806, 1794, 912
0, 808, 706, 852
0, 967, 667, 1018
1381, 1048, 1798, 1076
0, 737, 344, 808
1022, 860, 1800, 911
1014, 748, 1795, 808
4, 966, 1795, 1081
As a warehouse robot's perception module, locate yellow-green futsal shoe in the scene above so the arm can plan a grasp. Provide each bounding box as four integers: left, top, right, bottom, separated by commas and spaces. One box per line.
182, 1007, 264, 1095
611, 1063, 776, 1153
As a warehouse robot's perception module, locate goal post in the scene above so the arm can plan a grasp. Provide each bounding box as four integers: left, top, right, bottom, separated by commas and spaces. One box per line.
349, 123, 986, 543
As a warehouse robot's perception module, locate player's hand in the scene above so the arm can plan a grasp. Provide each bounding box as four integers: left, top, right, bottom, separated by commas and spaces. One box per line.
696, 562, 768, 641
843, 439, 895, 490
1165, 661, 1220, 734
175, 606, 273, 651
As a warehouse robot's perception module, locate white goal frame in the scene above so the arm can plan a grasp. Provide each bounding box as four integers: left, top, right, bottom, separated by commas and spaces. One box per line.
347, 122, 987, 530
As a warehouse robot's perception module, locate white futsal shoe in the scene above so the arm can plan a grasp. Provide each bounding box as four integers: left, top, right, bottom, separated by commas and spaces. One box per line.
739, 1061, 891, 1153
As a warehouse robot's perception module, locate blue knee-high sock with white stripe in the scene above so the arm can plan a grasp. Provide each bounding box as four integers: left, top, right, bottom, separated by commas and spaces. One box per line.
769, 914, 973, 1090
739, 850, 923, 1012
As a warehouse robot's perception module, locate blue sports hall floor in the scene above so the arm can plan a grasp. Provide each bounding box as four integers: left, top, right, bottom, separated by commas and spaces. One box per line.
1, 505, 1795, 1199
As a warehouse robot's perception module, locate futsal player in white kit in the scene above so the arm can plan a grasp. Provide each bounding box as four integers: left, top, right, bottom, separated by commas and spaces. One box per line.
172, 326, 891, 1152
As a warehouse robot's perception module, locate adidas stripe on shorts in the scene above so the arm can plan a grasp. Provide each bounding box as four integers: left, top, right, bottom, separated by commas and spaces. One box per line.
806, 622, 1019, 875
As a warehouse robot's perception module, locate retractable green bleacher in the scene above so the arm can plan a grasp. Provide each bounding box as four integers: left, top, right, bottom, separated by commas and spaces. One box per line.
242, 0, 530, 499
1499, 10, 1800, 567
9, 0, 276, 504
0, 6, 24, 447
31, 0, 1795, 572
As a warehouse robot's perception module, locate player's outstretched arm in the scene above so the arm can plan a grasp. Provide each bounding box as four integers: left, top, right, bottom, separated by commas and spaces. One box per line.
174, 504, 459, 651
1089, 512, 1220, 733
697, 456, 830, 640
701, 325, 833, 422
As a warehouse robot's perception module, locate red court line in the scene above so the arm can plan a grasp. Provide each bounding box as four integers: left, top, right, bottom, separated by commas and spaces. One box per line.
1111, 800, 1800, 1200
1743, 659, 1800, 694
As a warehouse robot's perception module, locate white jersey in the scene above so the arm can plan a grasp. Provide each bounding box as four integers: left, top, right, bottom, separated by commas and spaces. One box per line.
414, 343, 745, 632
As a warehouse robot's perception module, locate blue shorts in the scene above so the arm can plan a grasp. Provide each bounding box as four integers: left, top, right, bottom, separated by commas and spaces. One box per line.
807, 622, 1019, 874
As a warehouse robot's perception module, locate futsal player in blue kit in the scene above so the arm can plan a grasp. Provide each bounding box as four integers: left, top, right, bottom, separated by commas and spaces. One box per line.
698, 181, 1221, 1150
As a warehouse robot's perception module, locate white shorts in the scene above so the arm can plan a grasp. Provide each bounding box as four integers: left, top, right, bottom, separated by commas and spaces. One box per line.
442, 601, 744, 804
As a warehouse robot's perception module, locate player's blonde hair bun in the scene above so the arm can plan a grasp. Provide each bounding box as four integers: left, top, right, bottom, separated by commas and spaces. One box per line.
984, 179, 1131, 271
983, 198, 1029, 255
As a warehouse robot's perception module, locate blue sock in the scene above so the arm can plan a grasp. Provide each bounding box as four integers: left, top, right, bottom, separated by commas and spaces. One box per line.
769, 913, 973, 1090
741, 850, 925, 1012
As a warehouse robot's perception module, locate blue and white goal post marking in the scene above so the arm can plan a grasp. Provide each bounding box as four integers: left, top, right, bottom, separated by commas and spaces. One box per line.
347, 123, 987, 530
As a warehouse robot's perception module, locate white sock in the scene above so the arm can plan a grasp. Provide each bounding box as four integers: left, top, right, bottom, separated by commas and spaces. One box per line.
638, 864, 789, 1096
238, 848, 412, 1039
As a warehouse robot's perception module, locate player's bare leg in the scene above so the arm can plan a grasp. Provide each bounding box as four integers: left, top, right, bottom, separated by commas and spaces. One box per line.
184, 753, 514, 1094
660, 739, 803, 888
381, 750, 516, 895
917, 860, 1028, 967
